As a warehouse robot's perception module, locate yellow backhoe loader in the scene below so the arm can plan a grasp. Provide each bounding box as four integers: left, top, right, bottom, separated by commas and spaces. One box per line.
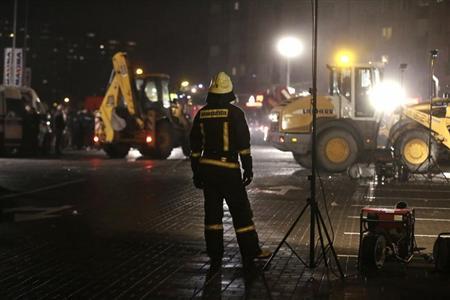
95, 52, 191, 159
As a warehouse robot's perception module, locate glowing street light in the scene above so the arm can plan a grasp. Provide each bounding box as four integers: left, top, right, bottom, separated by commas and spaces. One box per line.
181, 81, 189, 88
135, 68, 143, 75
64, 97, 70, 103
277, 36, 303, 87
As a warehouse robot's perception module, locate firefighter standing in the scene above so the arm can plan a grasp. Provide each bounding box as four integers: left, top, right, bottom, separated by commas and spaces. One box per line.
190, 72, 271, 270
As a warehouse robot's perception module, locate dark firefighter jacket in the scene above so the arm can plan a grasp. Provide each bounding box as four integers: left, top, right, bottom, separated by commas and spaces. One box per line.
190, 98, 252, 171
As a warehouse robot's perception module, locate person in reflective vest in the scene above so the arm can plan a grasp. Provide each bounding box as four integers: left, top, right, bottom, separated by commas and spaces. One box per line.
190, 72, 271, 270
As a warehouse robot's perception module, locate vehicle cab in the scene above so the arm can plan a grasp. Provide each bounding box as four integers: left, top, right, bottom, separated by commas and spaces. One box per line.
327, 63, 382, 120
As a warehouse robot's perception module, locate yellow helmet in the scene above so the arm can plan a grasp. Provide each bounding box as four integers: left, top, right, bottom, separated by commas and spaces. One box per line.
209, 72, 233, 94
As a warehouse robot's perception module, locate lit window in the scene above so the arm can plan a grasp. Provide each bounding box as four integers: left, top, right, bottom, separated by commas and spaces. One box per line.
234, 1, 239, 10
382, 27, 392, 40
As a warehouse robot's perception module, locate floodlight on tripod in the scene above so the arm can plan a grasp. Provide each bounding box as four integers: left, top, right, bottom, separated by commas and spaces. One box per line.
423, 49, 440, 176
263, 0, 344, 279
369, 80, 406, 113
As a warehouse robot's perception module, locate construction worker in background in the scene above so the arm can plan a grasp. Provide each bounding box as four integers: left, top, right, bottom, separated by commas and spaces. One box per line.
189, 72, 271, 272
53, 105, 66, 155
22, 105, 40, 155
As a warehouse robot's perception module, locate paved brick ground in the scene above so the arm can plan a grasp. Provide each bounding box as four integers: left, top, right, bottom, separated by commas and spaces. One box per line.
1, 148, 450, 299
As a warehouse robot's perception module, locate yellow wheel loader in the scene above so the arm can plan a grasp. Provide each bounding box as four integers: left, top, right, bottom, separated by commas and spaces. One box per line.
268, 62, 450, 173
94, 52, 191, 159
268, 63, 383, 172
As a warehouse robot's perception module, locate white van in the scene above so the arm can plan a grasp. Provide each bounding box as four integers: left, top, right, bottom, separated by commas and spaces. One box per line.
0, 85, 50, 155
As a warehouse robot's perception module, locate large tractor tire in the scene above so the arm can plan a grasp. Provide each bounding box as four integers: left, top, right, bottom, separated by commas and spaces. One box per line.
293, 152, 312, 169
155, 121, 173, 159
139, 121, 174, 159
138, 146, 155, 158
395, 128, 438, 173
317, 129, 358, 172
360, 234, 387, 271
103, 144, 130, 158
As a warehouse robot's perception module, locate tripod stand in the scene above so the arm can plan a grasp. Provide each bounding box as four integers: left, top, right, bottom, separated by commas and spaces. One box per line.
263, 0, 344, 279
262, 187, 344, 279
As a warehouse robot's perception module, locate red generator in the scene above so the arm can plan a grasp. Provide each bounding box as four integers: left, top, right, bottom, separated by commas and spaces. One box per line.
358, 205, 415, 271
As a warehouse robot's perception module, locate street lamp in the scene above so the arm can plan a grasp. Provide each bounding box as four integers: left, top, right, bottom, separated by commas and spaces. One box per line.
277, 36, 303, 87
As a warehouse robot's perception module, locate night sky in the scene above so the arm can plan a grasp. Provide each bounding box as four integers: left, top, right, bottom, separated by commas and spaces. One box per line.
2, 0, 449, 104
0, 0, 209, 102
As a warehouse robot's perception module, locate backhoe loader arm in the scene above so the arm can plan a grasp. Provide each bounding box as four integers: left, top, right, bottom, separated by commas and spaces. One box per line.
99, 52, 144, 142
402, 104, 450, 149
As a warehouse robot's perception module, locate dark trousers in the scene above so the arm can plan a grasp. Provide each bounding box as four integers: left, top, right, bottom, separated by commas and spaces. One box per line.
54, 130, 63, 154
201, 164, 261, 260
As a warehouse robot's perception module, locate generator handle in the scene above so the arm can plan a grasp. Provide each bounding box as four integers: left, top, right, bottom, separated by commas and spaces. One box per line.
362, 219, 408, 224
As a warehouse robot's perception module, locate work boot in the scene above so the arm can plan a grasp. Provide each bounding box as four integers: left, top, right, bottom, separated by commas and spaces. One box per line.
0, 210, 14, 223
255, 248, 272, 259
242, 257, 259, 282
209, 257, 222, 272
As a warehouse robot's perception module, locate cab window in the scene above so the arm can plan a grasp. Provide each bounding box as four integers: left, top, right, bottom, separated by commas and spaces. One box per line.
161, 79, 170, 108
329, 67, 352, 100
329, 69, 339, 95
340, 68, 352, 99
144, 81, 158, 102
355, 67, 374, 117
